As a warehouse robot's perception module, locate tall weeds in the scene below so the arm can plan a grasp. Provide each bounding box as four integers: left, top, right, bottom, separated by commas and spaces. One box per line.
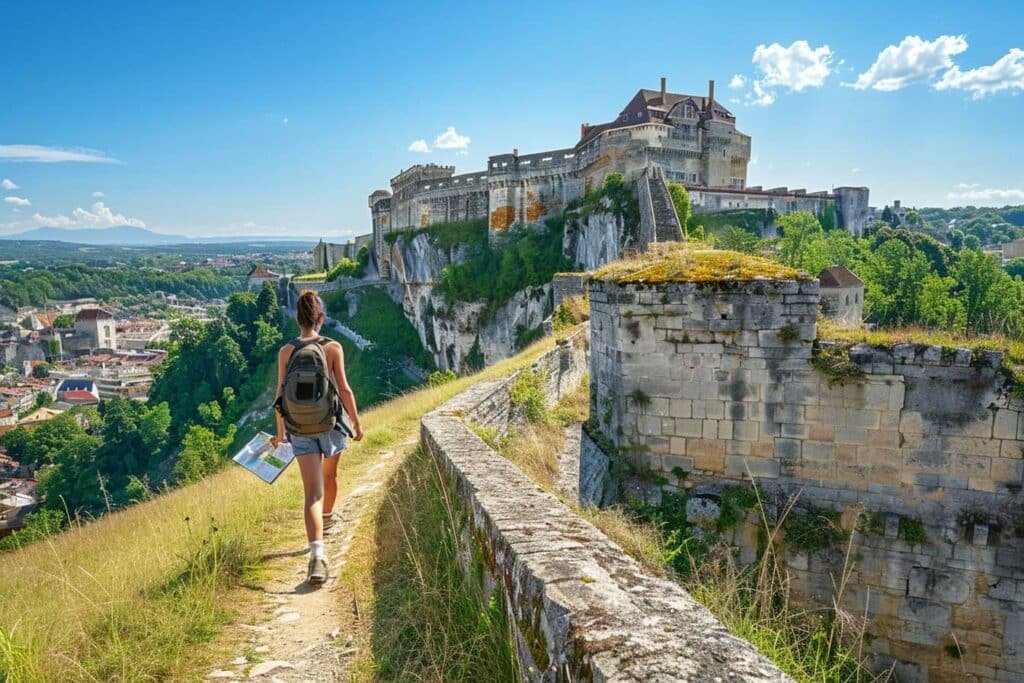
368, 448, 519, 681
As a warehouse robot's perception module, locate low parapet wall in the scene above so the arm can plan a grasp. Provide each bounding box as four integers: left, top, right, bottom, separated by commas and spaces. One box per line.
419, 329, 789, 681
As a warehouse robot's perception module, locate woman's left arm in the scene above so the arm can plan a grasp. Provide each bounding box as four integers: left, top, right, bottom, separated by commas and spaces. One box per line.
328, 342, 362, 441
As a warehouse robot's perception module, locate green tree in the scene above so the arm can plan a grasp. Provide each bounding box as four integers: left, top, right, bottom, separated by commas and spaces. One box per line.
256, 281, 280, 325
963, 234, 982, 250
22, 413, 88, 466
716, 226, 761, 254
949, 229, 965, 250
253, 318, 283, 361
1005, 258, 1024, 280
777, 212, 829, 274
31, 363, 50, 379
667, 183, 692, 233
953, 248, 1019, 333
174, 424, 235, 484
860, 239, 933, 325
32, 391, 54, 410
918, 274, 966, 331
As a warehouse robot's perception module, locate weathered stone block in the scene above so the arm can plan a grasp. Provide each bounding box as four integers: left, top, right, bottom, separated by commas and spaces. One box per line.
773, 438, 801, 461
994, 409, 1020, 440
908, 567, 972, 604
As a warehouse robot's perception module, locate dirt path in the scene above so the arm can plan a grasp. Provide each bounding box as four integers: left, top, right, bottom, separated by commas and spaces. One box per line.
205, 438, 413, 682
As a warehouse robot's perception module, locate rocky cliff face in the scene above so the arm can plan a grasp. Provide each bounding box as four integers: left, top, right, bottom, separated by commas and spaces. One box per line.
562, 210, 634, 271
402, 283, 550, 372
386, 233, 551, 372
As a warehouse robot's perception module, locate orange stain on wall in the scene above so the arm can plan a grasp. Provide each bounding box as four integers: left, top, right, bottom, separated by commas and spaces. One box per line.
490, 206, 515, 230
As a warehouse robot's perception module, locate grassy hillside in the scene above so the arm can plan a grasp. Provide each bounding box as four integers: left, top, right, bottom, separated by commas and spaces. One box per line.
0, 336, 559, 682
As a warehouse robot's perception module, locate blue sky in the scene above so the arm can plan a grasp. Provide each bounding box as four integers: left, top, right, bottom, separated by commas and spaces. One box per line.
1, 0, 1022, 239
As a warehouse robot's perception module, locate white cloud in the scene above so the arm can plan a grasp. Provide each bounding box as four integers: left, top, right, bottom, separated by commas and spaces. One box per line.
282, 117, 289, 125
408, 139, 431, 153
850, 35, 968, 91
71, 201, 145, 227
752, 40, 834, 92
32, 212, 72, 227
4, 196, 30, 207
1, 179, 18, 190
935, 48, 1024, 98
433, 126, 470, 150
850, 167, 861, 173
947, 186, 1024, 203
729, 74, 747, 89
92, 191, 105, 198
748, 80, 776, 106
0, 144, 121, 164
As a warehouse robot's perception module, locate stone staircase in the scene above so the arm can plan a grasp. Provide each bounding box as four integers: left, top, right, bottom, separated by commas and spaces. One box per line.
646, 168, 684, 243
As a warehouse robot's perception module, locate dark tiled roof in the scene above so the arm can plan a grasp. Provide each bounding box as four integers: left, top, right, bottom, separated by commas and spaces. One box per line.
58, 379, 97, 393
75, 308, 113, 322
818, 265, 864, 288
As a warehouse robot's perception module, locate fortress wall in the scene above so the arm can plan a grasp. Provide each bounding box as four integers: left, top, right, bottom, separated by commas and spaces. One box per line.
419, 329, 790, 681
486, 151, 581, 232
589, 276, 1024, 682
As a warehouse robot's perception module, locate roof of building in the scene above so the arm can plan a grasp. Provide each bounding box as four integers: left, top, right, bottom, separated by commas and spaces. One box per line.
57, 378, 97, 392
61, 390, 100, 404
818, 265, 864, 289
248, 263, 280, 278
75, 308, 113, 322
17, 406, 63, 426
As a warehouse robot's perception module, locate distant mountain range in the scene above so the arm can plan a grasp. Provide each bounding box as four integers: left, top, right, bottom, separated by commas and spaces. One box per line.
0, 225, 330, 246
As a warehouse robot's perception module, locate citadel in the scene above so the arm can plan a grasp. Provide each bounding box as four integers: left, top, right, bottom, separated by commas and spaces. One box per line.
314, 78, 869, 274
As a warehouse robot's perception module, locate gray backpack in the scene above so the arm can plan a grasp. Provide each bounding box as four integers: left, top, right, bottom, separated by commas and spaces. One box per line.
276, 337, 342, 436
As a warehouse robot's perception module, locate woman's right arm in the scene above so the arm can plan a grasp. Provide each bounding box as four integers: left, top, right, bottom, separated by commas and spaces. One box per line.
271, 345, 290, 448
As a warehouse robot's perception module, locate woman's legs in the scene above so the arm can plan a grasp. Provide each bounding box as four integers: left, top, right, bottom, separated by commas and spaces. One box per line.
322, 454, 341, 515
295, 453, 325, 543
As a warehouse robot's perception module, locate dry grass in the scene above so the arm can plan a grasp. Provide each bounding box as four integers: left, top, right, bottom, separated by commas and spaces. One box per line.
591, 243, 807, 284
0, 335, 561, 682
819, 319, 1024, 368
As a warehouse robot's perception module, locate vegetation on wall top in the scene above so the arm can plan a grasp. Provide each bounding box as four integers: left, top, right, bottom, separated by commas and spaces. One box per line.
591, 243, 807, 284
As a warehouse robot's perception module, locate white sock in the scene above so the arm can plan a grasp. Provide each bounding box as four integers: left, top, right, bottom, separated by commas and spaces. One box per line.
309, 540, 325, 558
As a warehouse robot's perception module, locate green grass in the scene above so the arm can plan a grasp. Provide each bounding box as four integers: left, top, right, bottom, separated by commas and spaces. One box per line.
0, 335, 564, 682
368, 448, 519, 681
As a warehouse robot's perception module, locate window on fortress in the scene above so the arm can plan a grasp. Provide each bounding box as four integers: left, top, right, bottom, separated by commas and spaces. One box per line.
846, 295, 850, 305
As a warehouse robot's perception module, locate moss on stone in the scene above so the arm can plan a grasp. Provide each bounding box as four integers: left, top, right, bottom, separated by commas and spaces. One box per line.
591, 244, 808, 284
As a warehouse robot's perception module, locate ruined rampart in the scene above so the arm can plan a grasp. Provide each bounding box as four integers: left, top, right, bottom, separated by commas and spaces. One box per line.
589, 272, 1024, 682
419, 329, 790, 681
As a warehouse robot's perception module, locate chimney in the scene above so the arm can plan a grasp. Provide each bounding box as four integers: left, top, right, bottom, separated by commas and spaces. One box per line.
708, 79, 715, 108
660, 77, 667, 103
513, 148, 519, 157
580, 123, 589, 139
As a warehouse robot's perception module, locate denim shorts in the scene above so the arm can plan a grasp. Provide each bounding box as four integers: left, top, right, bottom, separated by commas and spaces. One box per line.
289, 428, 347, 458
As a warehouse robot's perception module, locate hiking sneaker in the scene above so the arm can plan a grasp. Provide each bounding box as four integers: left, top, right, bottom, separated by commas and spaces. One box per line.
307, 555, 329, 585
322, 511, 341, 532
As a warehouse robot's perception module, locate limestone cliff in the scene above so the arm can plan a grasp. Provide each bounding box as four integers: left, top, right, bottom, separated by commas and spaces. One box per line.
562, 207, 641, 272
386, 233, 551, 372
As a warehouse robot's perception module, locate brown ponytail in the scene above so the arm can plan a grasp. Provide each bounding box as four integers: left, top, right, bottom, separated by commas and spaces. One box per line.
296, 290, 323, 329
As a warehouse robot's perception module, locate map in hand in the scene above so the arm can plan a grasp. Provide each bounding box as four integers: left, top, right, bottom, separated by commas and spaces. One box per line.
232, 431, 295, 484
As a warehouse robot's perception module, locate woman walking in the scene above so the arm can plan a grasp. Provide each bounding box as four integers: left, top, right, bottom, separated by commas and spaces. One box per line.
272, 290, 363, 585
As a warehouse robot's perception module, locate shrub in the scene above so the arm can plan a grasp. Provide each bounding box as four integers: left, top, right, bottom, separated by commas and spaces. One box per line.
428, 369, 457, 386
509, 369, 547, 422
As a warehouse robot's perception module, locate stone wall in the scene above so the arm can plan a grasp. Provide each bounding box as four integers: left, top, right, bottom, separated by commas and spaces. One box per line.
589, 275, 1024, 682
420, 329, 790, 681
551, 273, 586, 310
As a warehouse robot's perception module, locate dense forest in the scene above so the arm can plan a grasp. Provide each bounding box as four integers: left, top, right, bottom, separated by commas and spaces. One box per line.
0, 263, 242, 309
